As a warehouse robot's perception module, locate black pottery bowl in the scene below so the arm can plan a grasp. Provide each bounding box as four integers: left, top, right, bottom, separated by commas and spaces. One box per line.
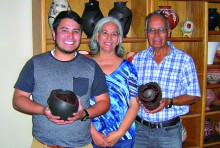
138, 82, 162, 110
47, 89, 79, 120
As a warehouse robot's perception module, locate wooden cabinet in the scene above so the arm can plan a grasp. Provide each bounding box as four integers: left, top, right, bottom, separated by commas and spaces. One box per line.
32, 0, 220, 147
205, 1, 220, 148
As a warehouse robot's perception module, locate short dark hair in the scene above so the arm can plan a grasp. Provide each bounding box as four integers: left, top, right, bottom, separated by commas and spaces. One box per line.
53, 10, 83, 32
145, 12, 170, 30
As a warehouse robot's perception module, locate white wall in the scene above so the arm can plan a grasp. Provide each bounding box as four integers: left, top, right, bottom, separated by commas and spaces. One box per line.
0, 0, 33, 147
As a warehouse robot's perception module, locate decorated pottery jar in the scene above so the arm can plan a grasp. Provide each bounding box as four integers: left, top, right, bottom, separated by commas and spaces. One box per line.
204, 118, 213, 139
48, 0, 71, 30
156, 6, 179, 30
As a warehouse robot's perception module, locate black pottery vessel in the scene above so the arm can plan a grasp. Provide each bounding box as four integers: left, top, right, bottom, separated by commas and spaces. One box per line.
208, 8, 220, 31
47, 89, 79, 120
138, 82, 162, 110
82, 0, 103, 38
108, 2, 132, 38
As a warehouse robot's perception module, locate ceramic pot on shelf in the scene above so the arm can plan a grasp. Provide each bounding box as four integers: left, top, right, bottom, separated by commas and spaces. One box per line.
214, 119, 220, 135
206, 89, 217, 111
82, 0, 104, 38
155, 6, 179, 30
208, 42, 220, 65
126, 51, 136, 62
204, 118, 214, 140
215, 43, 220, 60
108, 1, 132, 38
48, 0, 71, 30
208, 8, 220, 31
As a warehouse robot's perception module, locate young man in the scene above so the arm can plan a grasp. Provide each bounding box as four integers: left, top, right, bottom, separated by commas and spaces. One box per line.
13, 10, 110, 148
132, 12, 201, 148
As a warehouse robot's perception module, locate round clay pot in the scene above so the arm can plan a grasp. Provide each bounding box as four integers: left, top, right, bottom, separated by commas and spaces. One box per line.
155, 6, 179, 30
214, 119, 220, 135
82, 0, 103, 38
206, 89, 217, 111
48, 0, 71, 30
138, 82, 162, 110
208, 8, 220, 31
47, 89, 79, 120
207, 68, 220, 84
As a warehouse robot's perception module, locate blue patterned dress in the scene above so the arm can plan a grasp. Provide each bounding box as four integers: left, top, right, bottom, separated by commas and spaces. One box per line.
90, 59, 138, 142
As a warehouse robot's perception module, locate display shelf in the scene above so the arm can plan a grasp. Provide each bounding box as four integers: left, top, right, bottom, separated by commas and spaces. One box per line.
207, 84, 220, 89
204, 133, 220, 147
181, 111, 201, 119
205, 105, 220, 115
207, 64, 220, 69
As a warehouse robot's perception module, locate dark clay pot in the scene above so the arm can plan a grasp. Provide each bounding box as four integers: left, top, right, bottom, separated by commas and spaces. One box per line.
138, 82, 162, 110
208, 8, 220, 31
108, 2, 132, 38
47, 89, 79, 120
82, 0, 104, 38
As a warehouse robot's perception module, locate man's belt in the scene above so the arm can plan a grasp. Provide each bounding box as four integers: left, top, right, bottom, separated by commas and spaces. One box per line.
136, 116, 180, 129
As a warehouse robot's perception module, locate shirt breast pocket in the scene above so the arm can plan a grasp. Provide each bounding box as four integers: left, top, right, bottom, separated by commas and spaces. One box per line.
73, 77, 89, 97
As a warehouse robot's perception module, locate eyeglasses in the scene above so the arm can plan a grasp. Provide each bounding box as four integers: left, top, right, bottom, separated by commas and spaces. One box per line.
146, 27, 168, 34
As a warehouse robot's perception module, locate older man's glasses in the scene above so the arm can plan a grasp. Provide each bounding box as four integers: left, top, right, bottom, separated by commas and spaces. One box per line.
146, 27, 168, 34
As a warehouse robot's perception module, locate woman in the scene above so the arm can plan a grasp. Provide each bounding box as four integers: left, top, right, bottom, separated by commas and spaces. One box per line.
89, 17, 139, 148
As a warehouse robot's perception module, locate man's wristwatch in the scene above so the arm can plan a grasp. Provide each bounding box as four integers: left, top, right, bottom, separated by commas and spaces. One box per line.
166, 99, 173, 109
81, 109, 90, 121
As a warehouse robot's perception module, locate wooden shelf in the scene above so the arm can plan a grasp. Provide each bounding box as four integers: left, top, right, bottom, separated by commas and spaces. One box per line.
205, 105, 220, 116
209, 31, 220, 35
181, 111, 201, 119
207, 64, 220, 69
204, 133, 220, 147
207, 83, 220, 89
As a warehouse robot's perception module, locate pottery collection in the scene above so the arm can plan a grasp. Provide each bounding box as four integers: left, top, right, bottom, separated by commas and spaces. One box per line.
155, 6, 179, 30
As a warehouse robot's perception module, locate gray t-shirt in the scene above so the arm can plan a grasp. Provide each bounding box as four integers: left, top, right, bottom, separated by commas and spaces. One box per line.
14, 51, 108, 147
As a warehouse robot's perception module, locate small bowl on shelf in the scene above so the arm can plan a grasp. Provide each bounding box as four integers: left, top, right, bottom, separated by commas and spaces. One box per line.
215, 119, 220, 135
207, 69, 220, 84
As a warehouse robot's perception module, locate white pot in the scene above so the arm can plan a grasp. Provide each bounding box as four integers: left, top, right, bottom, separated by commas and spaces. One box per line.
48, 0, 71, 30
208, 42, 220, 64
